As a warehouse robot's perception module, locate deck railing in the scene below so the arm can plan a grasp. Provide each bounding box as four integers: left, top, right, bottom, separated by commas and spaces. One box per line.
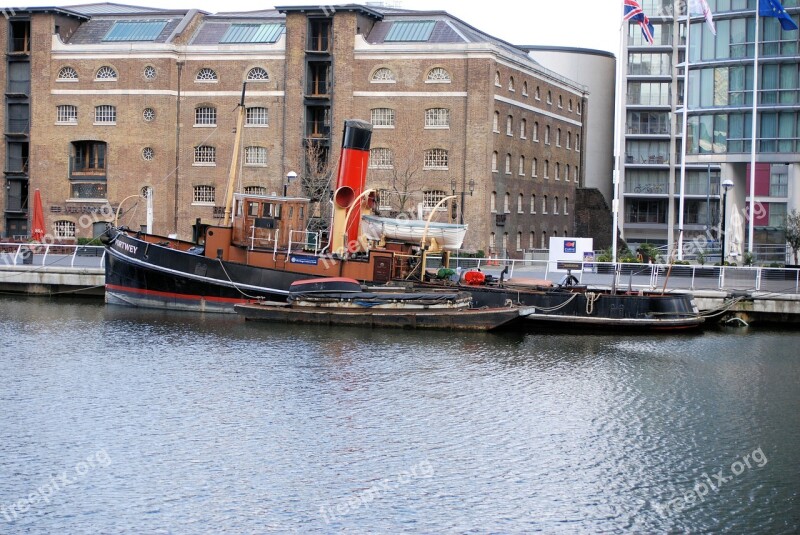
0, 243, 106, 268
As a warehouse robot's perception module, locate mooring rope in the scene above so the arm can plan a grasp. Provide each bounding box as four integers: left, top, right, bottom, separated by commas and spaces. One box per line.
585, 292, 601, 315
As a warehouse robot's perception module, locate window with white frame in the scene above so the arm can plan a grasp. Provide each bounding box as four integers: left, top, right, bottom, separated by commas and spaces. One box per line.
506, 115, 513, 136
522, 81, 528, 96
518, 156, 525, 176
245, 146, 267, 166
508, 76, 515, 92
424, 149, 448, 169
520, 118, 527, 139
490, 191, 496, 212
54, 220, 76, 239
492, 152, 498, 172
246, 107, 269, 126
504, 192, 510, 213
493, 111, 499, 133
517, 193, 523, 213
194, 145, 216, 165
530, 193, 536, 214
426, 67, 450, 82
378, 189, 392, 211
56, 105, 77, 124
369, 148, 394, 169
371, 67, 395, 82
504, 153, 511, 174
57, 66, 78, 81
95, 66, 117, 80
424, 108, 450, 128
565, 164, 570, 182
193, 185, 215, 204
423, 190, 447, 210
532, 158, 538, 177
195, 106, 217, 126
196, 68, 218, 82
494, 71, 501, 86
533, 122, 539, 141
371, 108, 395, 127
94, 105, 116, 124
244, 186, 267, 196
247, 67, 269, 81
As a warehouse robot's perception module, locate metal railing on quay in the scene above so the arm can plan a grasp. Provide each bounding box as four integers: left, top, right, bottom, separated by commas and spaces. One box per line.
0, 242, 106, 269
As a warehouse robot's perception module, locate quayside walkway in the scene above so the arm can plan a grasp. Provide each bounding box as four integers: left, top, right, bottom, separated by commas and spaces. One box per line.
0, 243, 105, 296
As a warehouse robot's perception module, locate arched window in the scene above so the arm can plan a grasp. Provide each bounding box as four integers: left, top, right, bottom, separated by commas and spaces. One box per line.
506, 115, 513, 136
541, 231, 547, 249
574, 166, 579, 182
577, 102, 582, 115
556, 128, 561, 147
195, 68, 218, 82
246, 67, 269, 81
575, 134, 580, 151
491, 151, 498, 172
522, 81, 528, 96
490, 191, 497, 212
504, 154, 511, 174
533, 122, 539, 141
489, 232, 496, 251
564, 197, 569, 215
426, 67, 451, 82
517, 193, 524, 213
371, 67, 395, 82
543, 195, 548, 214
518, 156, 525, 176
520, 118, 527, 139
566, 164, 570, 181
493, 111, 500, 132
57, 66, 78, 81
558, 95, 563, 108
569, 99, 573, 111
516, 232, 522, 251
535, 86, 541, 100
508, 76, 515, 91
547, 90, 552, 104
494, 71, 501, 86
532, 158, 538, 177
423, 148, 448, 169
504, 192, 510, 213
556, 162, 561, 180
567, 132, 572, 149
502, 232, 509, 253
554, 196, 559, 214
544, 160, 549, 178
530, 193, 536, 214
95, 66, 117, 80
545, 126, 550, 145
530, 231, 535, 250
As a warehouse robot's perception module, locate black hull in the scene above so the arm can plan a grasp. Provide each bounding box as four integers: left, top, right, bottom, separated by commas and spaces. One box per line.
437, 284, 703, 331
104, 231, 309, 313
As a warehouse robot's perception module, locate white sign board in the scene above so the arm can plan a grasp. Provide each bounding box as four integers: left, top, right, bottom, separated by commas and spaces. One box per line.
548, 237, 594, 272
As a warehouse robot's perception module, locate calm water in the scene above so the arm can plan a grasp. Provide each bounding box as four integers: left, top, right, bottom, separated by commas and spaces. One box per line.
0, 297, 798, 534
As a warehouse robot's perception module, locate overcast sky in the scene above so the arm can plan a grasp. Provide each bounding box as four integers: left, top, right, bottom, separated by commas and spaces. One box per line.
12, 0, 622, 54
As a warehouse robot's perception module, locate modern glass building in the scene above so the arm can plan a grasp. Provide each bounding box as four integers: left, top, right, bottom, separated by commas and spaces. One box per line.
620, 0, 799, 263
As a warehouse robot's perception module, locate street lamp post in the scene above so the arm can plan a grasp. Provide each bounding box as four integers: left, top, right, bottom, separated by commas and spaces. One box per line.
450, 178, 475, 225
720, 178, 734, 264
284, 170, 297, 197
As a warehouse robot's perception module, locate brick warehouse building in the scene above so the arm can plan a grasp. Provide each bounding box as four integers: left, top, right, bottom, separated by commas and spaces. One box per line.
1, 3, 588, 257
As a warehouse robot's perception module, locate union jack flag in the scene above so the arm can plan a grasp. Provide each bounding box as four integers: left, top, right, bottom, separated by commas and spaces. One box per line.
624, 0, 655, 44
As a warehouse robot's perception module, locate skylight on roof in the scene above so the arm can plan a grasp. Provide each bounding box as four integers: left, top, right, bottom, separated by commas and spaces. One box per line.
384, 20, 436, 42
103, 20, 168, 42
220, 23, 284, 44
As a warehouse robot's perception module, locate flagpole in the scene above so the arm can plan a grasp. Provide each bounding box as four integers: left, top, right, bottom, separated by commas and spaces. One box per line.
677, 5, 691, 260
748, 3, 760, 256
612, 0, 626, 264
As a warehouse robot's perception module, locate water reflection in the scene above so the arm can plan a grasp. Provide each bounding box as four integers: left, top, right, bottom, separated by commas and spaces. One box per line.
0, 297, 797, 533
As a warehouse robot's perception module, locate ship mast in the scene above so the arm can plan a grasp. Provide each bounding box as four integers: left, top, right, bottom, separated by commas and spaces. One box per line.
222, 83, 247, 226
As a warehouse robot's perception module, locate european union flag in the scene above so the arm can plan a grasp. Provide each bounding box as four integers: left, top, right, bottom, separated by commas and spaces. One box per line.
759, 0, 799, 31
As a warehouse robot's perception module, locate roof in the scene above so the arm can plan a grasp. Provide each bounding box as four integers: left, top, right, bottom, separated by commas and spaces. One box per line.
191, 17, 286, 46
276, 4, 383, 20
68, 15, 185, 44
62, 2, 182, 15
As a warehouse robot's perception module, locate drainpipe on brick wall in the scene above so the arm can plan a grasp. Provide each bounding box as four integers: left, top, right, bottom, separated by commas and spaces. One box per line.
173, 60, 183, 236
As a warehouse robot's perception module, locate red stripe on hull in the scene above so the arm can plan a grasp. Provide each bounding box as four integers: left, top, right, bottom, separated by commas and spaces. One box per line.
105, 283, 248, 305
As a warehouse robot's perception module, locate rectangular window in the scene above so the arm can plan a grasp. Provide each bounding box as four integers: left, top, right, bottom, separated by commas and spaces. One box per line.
423, 190, 447, 211
768, 203, 787, 228
246, 107, 269, 126
195, 106, 217, 126
193, 185, 215, 204
94, 105, 116, 124
371, 108, 395, 127
245, 146, 267, 166
57, 105, 77, 124
194, 146, 216, 165
424, 149, 448, 170
369, 148, 394, 169
424, 108, 450, 128
770, 167, 789, 197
